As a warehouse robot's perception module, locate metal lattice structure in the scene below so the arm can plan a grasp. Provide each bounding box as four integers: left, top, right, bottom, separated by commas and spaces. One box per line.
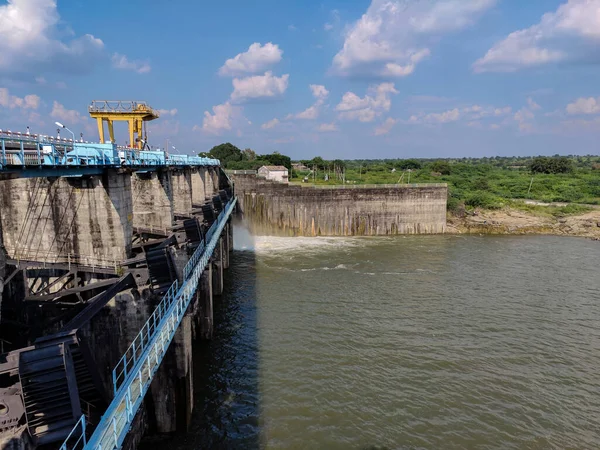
0, 131, 219, 179
59, 198, 237, 450
88, 101, 159, 150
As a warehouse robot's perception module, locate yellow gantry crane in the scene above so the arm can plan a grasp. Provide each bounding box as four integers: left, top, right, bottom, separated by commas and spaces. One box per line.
88, 100, 159, 149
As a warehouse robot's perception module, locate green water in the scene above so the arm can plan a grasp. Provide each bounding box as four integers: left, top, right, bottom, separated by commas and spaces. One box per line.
168, 233, 600, 449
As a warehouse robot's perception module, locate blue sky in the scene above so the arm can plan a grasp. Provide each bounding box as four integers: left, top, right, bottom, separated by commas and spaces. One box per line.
1, 0, 600, 160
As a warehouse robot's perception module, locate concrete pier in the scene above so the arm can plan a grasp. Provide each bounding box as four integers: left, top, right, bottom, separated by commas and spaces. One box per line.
131, 171, 173, 232
211, 238, 224, 297
0, 170, 133, 265
199, 266, 213, 340
171, 169, 193, 216
190, 169, 206, 205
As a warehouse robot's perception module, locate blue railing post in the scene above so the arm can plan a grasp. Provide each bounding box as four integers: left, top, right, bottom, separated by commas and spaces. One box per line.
20, 140, 24, 168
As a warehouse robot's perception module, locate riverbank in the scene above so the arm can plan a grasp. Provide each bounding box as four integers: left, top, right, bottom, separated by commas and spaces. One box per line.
448, 207, 600, 239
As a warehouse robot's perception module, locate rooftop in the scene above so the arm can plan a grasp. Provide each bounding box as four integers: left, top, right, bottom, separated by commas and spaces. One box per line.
260, 165, 288, 171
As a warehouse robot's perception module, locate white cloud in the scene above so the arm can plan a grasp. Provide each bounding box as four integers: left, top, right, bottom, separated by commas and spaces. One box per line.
566, 97, 600, 115
375, 117, 396, 135
474, 0, 600, 73
111, 53, 151, 74
513, 98, 543, 132
219, 43, 283, 76
410, 108, 461, 124
332, 0, 495, 77
288, 24, 297, 31
324, 9, 341, 32
317, 122, 338, 132
291, 84, 330, 120
200, 102, 241, 134
296, 105, 319, 120
157, 108, 178, 116
261, 118, 280, 129
336, 83, 398, 122
310, 84, 329, 100
0, 88, 40, 110
527, 98, 542, 111
0, 0, 105, 76
407, 103, 512, 125
271, 136, 295, 144
51, 101, 84, 124
230, 71, 289, 102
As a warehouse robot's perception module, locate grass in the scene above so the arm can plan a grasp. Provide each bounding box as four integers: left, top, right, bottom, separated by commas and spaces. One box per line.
508, 201, 594, 218
291, 158, 600, 215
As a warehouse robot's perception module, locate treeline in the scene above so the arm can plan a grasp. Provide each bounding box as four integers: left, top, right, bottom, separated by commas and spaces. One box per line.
200, 143, 291, 170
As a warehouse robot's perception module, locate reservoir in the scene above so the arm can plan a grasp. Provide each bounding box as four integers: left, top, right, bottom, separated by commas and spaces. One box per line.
161, 232, 600, 449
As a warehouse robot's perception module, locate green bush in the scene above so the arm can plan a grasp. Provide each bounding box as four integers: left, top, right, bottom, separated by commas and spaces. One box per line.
464, 192, 504, 209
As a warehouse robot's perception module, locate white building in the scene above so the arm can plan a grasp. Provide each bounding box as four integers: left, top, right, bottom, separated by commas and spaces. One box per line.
258, 165, 289, 183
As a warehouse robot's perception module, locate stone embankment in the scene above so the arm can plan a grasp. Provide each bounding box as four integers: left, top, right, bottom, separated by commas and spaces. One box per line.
448, 208, 600, 239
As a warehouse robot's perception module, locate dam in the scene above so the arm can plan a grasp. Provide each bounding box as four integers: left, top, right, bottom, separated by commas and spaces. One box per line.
0, 112, 448, 449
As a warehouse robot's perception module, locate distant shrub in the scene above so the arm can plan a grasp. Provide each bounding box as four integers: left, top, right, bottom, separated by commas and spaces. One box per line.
472, 177, 490, 191
447, 196, 466, 216
464, 192, 504, 209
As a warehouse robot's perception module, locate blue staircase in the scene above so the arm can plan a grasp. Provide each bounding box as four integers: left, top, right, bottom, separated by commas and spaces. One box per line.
59, 198, 237, 450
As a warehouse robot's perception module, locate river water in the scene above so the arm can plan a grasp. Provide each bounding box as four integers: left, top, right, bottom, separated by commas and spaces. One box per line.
169, 231, 600, 449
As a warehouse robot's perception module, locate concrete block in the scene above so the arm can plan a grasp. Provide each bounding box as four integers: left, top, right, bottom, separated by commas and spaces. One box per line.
199, 265, 213, 340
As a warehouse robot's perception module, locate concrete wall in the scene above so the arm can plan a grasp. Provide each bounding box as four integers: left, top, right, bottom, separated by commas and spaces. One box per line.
0, 167, 221, 267
0, 170, 133, 265
232, 174, 447, 236
171, 169, 192, 215
131, 171, 173, 232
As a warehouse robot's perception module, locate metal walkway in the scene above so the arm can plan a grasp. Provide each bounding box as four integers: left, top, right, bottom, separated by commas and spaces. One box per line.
0, 131, 218, 178
59, 198, 237, 450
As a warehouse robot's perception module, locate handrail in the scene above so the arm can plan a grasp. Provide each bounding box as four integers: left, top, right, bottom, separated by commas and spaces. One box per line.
59, 415, 87, 450
60, 197, 237, 450
3, 249, 120, 271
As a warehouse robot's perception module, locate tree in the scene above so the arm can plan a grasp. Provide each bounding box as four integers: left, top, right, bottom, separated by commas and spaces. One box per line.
430, 160, 451, 175
259, 152, 292, 170
242, 148, 257, 161
530, 156, 573, 174
205, 143, 242, 167
397, 159, 422, 170
308, 156, 327, 170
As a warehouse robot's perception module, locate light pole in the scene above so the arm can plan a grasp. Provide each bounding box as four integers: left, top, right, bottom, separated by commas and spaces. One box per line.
55, 122, 74, 141
55, 121, 77, 164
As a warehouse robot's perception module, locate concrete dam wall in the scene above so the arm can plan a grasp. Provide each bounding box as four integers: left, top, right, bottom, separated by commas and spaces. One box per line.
232, 174, 448, 236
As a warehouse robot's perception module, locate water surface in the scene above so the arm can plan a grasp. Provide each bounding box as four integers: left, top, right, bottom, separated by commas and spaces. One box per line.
172, 233, 600, 449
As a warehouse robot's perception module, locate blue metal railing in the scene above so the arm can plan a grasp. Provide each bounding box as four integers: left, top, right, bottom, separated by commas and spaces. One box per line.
60, 197, 237, 450
0, 132, 220, 171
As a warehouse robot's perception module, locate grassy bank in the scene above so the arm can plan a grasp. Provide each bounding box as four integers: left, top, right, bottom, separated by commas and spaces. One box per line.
291, 156, 600, 211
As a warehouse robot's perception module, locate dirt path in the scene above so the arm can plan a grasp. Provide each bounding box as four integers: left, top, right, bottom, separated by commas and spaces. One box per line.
448, 208, 600, 239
